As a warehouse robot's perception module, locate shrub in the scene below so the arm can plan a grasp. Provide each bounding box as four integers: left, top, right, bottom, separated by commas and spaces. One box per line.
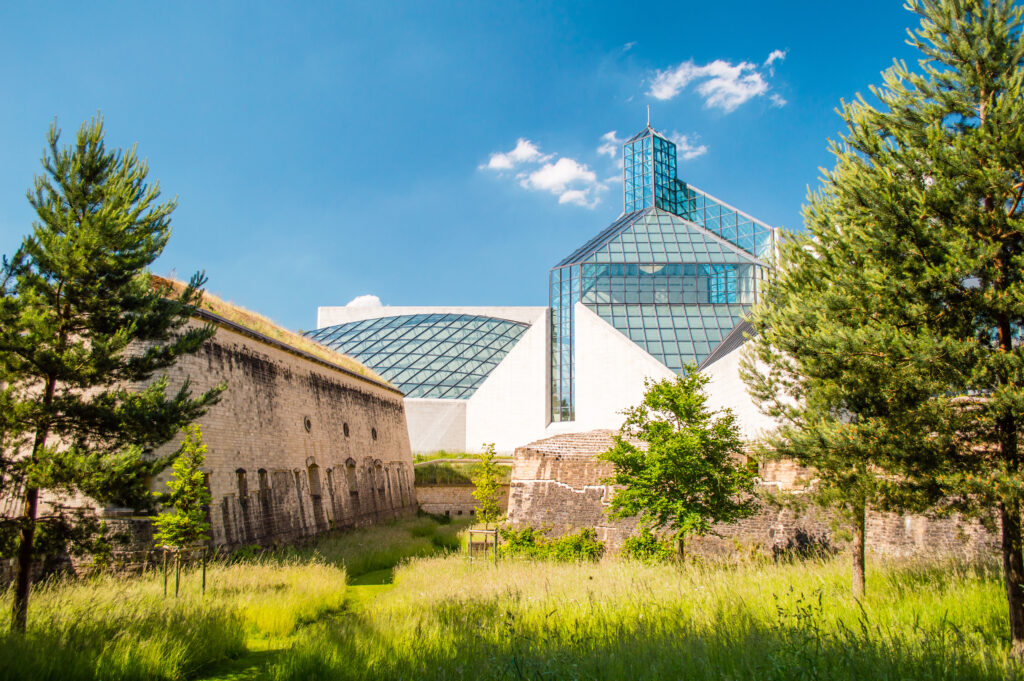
622, 527, 676, 565
499, 526, 604, 562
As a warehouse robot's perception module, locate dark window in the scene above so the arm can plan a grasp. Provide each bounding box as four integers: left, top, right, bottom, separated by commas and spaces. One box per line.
343, 423, 350, 437
307, 464, 322, 497
236, 469, 248, 498
371, 428, 378, 440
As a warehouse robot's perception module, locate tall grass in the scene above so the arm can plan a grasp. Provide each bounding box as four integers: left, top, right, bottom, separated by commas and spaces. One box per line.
270, 555, 1020, 681
286, 516, 465, 577
0, 558, 346, 681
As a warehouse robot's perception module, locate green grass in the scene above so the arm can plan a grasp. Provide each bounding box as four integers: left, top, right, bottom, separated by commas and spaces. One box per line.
414, 461, 512, 486
268, 555, 1021, 681
0, 558, 346, 681
0, 517, 466, 681
283, 516, 468, 577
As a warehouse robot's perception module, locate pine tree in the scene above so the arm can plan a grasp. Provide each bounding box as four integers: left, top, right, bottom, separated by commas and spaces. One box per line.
472, 443, 504, 527
743, 0, 1024, 645
600, 372, 757, 561
0, 117, 222, 632
153, 425, 212, 550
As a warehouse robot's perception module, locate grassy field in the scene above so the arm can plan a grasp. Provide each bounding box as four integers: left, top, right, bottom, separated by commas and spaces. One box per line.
2, 518, 1021, 681
269, 555, 1020, 681
0, 516, 464, 681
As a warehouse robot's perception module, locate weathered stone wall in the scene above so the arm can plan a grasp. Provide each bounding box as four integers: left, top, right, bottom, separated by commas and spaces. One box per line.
416, 484, 510, 518
147, 313, 417, 549
507, 430, 998, 558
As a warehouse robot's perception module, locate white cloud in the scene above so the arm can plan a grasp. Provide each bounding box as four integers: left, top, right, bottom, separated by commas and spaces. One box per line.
520, 157, 597, 194
668, 131, 708, 160
648, 51, 787, 112
481, 139, 608, 209
764, 49, 787, 68
345, 294, 382, 308
480, 138, 551, 170
769, 93, 788, 108
597, 130, 624, 157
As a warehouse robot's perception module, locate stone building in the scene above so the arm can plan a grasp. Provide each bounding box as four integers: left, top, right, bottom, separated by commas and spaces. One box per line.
507, 430, 998, 558
0, 283, 418, 562
147, 301, 417, 549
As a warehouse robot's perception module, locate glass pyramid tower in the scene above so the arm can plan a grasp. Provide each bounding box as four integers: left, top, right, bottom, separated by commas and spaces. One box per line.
550, 125, 775, 422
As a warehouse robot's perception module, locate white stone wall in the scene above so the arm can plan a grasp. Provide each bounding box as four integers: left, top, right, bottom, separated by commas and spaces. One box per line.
702, 342, 779, 441
465, 307, 550, 453
565, 302, 676, 434
404, 399, 467, 453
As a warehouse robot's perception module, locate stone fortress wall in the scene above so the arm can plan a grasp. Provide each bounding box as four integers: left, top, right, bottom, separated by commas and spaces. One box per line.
507, 430, 998, 558
147, 310, 418, 549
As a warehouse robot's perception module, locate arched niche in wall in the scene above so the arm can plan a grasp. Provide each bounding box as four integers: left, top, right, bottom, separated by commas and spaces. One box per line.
345, 458, 358, 497
307, 463, 322, 498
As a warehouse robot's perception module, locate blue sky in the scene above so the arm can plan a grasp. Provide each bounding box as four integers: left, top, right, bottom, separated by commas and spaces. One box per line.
0, 1, 918, 330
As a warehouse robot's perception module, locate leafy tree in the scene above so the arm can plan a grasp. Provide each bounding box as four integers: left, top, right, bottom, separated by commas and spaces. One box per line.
152, 425, 212, 549
0, 117, 222, 632
472, 443, 504, 526
744, 0, 1024, 646
600, 371, 757, 561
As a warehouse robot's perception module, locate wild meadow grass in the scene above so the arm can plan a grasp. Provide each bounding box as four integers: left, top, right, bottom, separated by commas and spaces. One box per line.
0, 558, 346, 681
285, 515, 465, 577
270, 554, 1021, 681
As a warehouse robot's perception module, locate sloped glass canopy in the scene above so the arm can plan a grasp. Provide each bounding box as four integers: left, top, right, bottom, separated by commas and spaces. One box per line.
307, 314, 529, 399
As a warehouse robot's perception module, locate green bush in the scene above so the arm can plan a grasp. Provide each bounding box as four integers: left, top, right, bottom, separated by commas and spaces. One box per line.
622, 527, 676, 564
498, 526, 604, 562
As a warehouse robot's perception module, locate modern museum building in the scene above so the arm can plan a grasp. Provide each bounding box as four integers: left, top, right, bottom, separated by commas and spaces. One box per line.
306, 124, 780, 453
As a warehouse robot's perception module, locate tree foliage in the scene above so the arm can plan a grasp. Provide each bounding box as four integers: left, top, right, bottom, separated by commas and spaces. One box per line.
0, 117, 222, 631
743, 0, 1024, 642
472, 443, 504, 526
152, 425, 212, 549
600, 371, 756, 559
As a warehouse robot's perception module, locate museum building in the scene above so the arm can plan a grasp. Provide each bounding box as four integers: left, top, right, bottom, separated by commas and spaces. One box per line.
307, 124, 780, 453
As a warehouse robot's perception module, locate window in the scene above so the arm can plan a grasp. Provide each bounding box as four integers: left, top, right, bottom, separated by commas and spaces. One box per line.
236, 469, 248, 498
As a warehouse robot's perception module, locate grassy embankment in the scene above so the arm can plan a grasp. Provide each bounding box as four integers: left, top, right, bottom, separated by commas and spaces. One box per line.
0, 516, 462, 681
270, 555, 1020, 681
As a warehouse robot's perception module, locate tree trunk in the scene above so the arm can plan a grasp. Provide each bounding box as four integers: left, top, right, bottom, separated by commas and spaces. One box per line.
677, 536, 685, 563
1001, 501, 1024, 655
852, 505, 866, 599
11, 377, 55, 634
996, 311, 1024, 655
11, 486, 38, 632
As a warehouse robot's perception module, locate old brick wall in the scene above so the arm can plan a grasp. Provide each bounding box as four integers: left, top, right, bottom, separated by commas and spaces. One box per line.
508, 430, 998, 558
416, 484, 510, 519
148, 314, 417, 549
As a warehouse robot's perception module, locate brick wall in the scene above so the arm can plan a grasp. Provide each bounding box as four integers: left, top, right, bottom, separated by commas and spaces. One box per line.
508, 430, 998, 558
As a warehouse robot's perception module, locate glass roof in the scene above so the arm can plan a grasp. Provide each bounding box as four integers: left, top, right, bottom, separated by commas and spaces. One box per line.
556, 207, 762, 267
305, 314, 529, 399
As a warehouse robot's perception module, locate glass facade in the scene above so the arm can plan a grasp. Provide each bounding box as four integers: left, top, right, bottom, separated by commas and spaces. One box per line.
306, 314, 528, 399
550, 125, 775, 422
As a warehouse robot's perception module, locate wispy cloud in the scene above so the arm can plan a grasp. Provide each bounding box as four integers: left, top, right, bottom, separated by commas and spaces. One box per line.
480, 138, 552, 170
481, 138, 607, 208
597, 130, 624, 157
667, 131, 708, 160
648, 51, 787, 112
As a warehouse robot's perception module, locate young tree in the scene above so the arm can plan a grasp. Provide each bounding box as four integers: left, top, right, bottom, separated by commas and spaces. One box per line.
0, 117, 222, 632
472, 443, 504, 527
600, 372, 757, 561
153, 425, 212, 550
744, 0, 1024, 645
